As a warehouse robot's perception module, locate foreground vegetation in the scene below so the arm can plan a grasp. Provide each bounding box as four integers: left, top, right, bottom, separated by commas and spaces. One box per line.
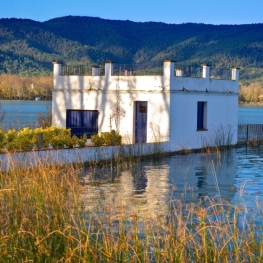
0, 126, 87, 152
0, 156, 262, 262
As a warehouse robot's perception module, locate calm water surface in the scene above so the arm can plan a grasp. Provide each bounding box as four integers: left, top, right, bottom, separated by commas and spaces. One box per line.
0, 100, 51, 129
238, 105, 263, 124
81, 146, 263, 221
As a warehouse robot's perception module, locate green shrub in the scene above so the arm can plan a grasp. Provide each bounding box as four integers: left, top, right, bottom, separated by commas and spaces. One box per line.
68, 135, 79, 148
77, 134, 87, 148
6, 128, 34, 151
91, 131, 122, 147
91, 134, 105, 146
5, 129, 17, 143
50, 128, 71, 149
101, 131, 122, 146
34, 126, 72, 149
0, 130, 4, 150
6, 141, 17, 151
2, 126, 90, 151
17, 128, 35, 151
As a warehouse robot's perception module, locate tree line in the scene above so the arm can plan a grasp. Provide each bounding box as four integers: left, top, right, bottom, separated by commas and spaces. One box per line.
239, 82, 263, 104
0, 74, 52, 100
0, 73, 263, 104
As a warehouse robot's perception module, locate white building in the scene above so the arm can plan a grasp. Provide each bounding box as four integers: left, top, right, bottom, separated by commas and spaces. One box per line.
52, 60, 239, 151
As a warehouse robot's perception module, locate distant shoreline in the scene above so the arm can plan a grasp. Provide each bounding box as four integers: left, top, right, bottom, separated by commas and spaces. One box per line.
239, 102, 263, 106
0, 99, 52, 101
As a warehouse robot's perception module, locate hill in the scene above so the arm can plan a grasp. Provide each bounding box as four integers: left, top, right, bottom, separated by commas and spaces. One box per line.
0, 16, 263, 83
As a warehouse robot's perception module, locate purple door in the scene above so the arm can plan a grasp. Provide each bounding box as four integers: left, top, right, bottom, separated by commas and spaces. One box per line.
135, 102, 147, 143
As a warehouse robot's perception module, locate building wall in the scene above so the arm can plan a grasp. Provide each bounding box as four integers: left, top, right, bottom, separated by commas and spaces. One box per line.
169, 91, 238, 151
52, 61, 239, 149
168, 72, 238, 150
52, 72, 170, 144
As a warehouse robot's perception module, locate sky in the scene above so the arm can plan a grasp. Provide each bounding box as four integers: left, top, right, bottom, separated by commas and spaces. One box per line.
0, 0, 262, 25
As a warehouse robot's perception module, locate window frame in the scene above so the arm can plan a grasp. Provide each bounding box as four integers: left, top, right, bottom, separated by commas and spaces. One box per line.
197, 101, 208, 131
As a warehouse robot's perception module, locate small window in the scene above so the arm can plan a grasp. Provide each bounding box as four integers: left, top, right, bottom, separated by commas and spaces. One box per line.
197, 102, 207, 130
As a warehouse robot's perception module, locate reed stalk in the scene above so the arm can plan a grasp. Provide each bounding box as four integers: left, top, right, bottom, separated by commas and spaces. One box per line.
0, 155, 262, 262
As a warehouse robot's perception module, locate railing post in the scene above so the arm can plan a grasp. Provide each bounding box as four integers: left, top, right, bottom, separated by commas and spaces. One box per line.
246, 125, 249, 142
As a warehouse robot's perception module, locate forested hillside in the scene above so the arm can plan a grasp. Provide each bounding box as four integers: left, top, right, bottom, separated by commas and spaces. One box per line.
0, 16, 263, 84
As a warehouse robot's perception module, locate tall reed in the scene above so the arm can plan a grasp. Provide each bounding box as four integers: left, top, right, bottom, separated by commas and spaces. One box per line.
0, 156, 263, 262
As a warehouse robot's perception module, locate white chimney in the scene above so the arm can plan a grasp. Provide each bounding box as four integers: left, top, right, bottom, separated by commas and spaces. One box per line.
231, 67, 240, 81
92, 66, 100, 76
104, 61, 115, 77
201, 64, 211, 79
176, 68, 183, 77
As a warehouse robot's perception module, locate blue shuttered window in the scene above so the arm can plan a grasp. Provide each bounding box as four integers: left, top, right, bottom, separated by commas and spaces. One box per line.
66, 110, 98, 138
197, 102, 207, 130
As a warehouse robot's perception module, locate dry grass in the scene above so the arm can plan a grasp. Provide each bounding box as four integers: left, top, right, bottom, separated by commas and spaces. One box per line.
0, 156, 262, 262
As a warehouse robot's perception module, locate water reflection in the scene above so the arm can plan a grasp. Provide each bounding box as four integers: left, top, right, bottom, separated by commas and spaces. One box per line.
81, 162, 170, 219
81, 149, 242, 219
195, 166, 208, 199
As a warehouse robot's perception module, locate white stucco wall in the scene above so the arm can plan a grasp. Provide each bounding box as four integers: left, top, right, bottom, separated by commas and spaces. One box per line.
52, 89, 170, 144
52, 61, 239, 150
169, 91, 238, 151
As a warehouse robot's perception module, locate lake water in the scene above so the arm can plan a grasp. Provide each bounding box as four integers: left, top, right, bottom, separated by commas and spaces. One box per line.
0, 100, 52, 129
238, 105, 263, 124
81, 146, 263, 221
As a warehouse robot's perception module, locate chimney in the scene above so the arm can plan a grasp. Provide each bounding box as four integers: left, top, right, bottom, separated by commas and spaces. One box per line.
175, 68, 183, 77
231, 67, 240, 81
92, 66, 100, 76
52, 62, 62, 76
201, 64, 211, 79
124, 69, 133, 76
163, 60, 176, 77
105, 61, 115, 77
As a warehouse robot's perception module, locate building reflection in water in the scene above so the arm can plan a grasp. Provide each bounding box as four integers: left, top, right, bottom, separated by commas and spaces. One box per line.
195, 166, 208, 200
80, 149, 237, 220
81, 163, 170, 220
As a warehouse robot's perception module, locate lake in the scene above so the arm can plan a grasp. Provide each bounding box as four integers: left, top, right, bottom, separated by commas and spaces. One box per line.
0, 100, 52, 129
80, 146, 263, 223
238, 105, 263, 124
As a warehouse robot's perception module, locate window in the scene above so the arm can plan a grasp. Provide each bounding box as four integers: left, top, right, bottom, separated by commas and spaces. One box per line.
197, 102, 207, 130
66, 110, 98, 138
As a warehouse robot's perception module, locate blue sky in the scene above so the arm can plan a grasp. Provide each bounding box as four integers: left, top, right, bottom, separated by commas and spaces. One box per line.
0, 0, 262, 25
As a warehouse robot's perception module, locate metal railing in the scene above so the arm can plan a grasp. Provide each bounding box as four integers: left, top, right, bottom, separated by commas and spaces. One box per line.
174, 65, 203, 78
210, 68, 232, 80
113, 62, 163, 76
61, 65, 104, 76
238, 124, 263, 143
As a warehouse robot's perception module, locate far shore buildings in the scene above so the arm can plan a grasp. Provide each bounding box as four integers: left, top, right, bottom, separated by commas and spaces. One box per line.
52, 60, 239, 152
